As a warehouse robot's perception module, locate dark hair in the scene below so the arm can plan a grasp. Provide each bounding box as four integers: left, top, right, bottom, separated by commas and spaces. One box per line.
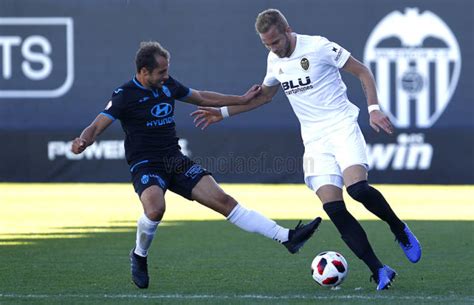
255, 9, 289, 34
135, 41, 170, 72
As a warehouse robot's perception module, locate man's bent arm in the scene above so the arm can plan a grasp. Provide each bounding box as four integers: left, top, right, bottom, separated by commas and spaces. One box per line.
342, 56, 379, 106
342, 55, 394, 134
71, 114, 114, 154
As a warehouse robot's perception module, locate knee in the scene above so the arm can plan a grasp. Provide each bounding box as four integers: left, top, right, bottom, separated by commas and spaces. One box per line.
346, 180, 370, 201
145, 205, 165, 221
140, 186, 166, 221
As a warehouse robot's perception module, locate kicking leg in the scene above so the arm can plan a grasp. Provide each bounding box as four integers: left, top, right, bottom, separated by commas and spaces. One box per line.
191, 175, 321, 253
343, 165, 421, 263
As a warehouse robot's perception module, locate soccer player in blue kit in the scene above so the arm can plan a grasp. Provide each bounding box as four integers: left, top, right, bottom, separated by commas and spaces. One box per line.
71, 41, 321, 289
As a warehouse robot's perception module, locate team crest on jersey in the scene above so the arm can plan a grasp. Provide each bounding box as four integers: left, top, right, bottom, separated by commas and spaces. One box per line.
162, 85, 171, 97
300, 58, 310, 71
364, 8, 461, 128
141, 174, 149, 184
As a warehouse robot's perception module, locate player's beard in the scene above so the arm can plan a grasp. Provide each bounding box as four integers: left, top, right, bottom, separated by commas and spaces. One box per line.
277, 36, 292, 58
147, 77, 162, 89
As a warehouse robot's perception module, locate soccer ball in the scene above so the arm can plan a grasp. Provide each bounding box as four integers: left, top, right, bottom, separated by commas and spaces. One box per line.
311, 251, 348, 287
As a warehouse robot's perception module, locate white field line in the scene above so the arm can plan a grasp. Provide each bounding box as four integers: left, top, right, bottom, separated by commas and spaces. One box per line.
0, 293, 472, 302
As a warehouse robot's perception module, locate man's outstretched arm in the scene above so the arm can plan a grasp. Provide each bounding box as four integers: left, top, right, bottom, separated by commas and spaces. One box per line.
191, 84, 279, 129
342, 56, 393, 135
183, 84, 263, 107
71, 114, 114, 154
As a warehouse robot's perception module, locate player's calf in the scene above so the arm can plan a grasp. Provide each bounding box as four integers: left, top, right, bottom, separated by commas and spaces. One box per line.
347, 181, 405, 238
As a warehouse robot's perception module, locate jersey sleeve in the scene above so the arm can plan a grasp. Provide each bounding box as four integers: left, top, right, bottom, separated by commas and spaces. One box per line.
262, 55, 280, 87
100, 88, 126, 121
169, 77, 191, 100
318, 37, 351, 68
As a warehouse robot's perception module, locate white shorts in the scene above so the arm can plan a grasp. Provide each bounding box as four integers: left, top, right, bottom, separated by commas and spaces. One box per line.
303, 121, 368, 192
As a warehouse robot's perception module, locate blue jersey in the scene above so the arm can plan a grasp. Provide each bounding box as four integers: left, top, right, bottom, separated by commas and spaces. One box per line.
101, 76, 191, 165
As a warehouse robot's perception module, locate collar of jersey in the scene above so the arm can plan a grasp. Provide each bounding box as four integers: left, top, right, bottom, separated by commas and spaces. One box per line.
133, 76, 160, 98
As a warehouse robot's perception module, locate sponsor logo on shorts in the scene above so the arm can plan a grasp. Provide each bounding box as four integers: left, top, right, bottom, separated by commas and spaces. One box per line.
184, 164, 204, 179
141, 174, 166, 189
141, 174, 149, 184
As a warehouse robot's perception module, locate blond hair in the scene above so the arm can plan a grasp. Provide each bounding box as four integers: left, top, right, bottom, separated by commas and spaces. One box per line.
255, 9, 289, 34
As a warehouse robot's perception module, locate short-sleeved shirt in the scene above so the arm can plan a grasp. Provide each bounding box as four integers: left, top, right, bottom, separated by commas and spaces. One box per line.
263, 34, 360, 145
101, 75, 191, 166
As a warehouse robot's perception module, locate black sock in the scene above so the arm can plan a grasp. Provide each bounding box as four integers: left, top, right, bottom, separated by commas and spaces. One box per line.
347, 181, 406, 242
323, 200, 383, 275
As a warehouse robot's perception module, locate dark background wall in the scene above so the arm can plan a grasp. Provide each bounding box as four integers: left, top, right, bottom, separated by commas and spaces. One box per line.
1, 0, 473, 183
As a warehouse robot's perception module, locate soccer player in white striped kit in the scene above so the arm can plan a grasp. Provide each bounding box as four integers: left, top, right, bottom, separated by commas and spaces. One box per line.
191, 8, 422, 290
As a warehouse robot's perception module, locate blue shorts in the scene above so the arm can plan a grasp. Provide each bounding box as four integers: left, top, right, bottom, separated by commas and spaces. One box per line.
130, 153, 211, 200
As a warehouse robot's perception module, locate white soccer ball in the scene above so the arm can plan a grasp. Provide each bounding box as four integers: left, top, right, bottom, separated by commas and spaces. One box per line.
311, 251, 348, 287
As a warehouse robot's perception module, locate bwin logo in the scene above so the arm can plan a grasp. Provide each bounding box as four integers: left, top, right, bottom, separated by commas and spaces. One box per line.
281, 76, 311, 90
364, 8, 461, 128
151, 103, 173, 118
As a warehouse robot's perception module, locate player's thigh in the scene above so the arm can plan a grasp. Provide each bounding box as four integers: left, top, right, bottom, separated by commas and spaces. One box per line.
303, 141, 342, 190
332, 123, 369, 178
191, 175, 237, 217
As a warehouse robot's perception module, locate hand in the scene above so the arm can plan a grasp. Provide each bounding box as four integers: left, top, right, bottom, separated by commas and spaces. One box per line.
369, 110, 394, 134
71, 137, 88, 154
190, 106, 223, 130
241, 84, 262, 103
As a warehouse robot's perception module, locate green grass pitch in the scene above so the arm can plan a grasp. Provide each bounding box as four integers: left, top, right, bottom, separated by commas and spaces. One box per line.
0, 184, 473, 304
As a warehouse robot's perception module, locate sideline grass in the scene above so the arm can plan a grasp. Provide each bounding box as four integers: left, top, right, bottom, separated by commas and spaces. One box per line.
0, 184, 472, 240
0, 184, 473, 304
